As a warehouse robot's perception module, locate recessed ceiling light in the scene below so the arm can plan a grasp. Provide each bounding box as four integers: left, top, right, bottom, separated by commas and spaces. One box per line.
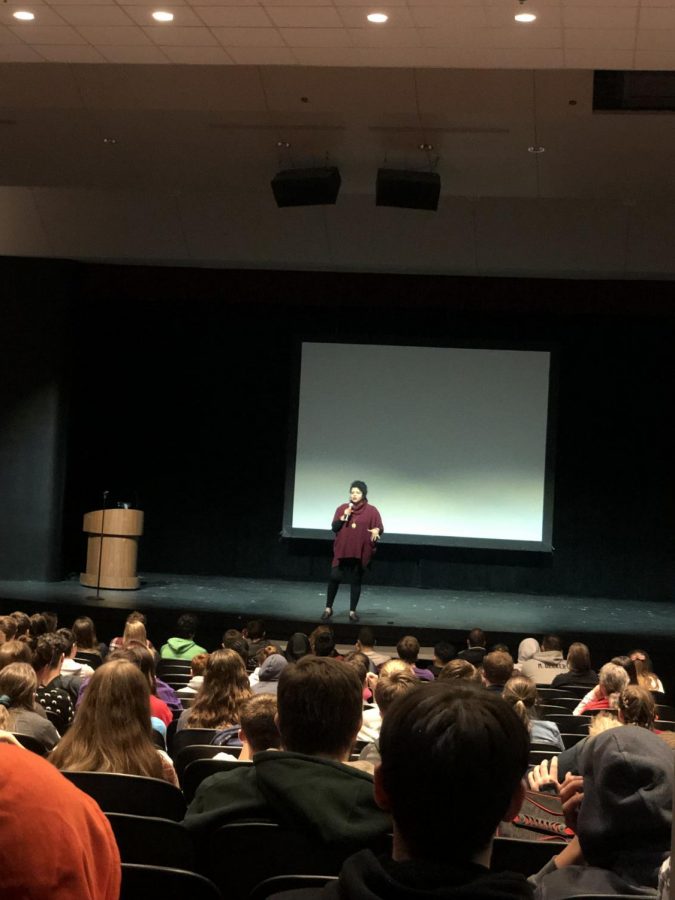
152, 10, 174, 22
13, 10, 35, 20
528, 145, 545, 153
367, 12, 388, 23
103, 137, 118, 144
514, 11, 536, 21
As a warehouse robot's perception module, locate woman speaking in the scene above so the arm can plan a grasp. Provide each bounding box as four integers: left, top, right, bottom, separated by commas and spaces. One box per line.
322, 480, 383, 622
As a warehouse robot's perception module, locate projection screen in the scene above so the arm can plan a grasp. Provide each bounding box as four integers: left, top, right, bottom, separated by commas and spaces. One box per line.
282, 342, 555, 551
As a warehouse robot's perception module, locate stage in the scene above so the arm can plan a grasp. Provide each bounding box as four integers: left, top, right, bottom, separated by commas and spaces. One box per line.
2, 572, 674, 657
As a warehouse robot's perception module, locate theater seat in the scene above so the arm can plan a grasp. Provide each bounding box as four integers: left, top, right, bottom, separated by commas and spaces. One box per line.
61, 771, 186, 821
120, 863, 222, 899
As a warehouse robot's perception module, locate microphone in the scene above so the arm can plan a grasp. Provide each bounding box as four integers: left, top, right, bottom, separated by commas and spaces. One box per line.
344, 501, 353, 521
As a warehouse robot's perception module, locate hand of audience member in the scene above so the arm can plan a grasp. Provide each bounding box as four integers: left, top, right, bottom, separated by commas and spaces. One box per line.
0, 731, 23, 747
527, 756, 561, 793
559, 772, 584, 832
553, 835, 585, 869
368, 528, 381, 542
365, 672, 379, 694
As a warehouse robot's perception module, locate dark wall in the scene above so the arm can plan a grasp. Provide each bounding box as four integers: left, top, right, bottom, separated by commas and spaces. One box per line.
2, 257, 675, 601
0, 259, 74, 579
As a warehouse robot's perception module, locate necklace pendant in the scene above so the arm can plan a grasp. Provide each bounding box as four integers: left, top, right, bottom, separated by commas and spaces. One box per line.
351, 522, 357, 528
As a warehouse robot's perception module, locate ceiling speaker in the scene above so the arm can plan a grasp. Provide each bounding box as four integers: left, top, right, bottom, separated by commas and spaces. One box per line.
271, 167, 341, 207
376, 168, 441, 211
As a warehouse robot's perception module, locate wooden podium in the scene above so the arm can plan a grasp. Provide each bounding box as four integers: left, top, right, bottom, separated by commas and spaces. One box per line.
80, 508, 144, 590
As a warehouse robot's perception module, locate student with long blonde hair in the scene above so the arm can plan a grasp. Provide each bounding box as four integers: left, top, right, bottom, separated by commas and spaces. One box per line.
176, 648, 252, 731
49, 659, 177, 785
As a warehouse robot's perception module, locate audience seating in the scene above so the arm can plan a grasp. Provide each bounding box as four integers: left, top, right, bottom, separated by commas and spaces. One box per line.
171, 727, 220, 759
161, 673, 193, 689
655, 719, 675, 731
204, 822, 391, 900
539, 704, 573, 716
182, 758, 250, 804
655, 704, 675, 720
61, 771, 186, 820
249, 875, 338, 900
544, 714, 591, 735
529, 750, 560, 766
74, 651, 103, 670
106, 813, 196, 870
120, 863, 222, 899
157, 659, 193, 678
551, 685, 593, 698
491, 836, 566, 876
560, 732, 585, 749
175, 744, 241, 785
544, 696, 580, 711
12, 733, 48, 756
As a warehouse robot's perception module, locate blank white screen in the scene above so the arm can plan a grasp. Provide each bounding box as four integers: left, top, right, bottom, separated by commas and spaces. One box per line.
291, 342, 551, 544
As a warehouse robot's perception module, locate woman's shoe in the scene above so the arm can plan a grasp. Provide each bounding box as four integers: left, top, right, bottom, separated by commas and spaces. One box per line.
349, 610, 360, 622
321, 607, 333, 620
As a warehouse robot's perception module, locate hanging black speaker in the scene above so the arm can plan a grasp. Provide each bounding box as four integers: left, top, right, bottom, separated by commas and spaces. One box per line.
376, 168, 441, 211
271, 167, 341, 207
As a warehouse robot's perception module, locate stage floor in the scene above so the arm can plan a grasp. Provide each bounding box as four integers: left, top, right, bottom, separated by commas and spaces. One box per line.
1, 572, 674, 640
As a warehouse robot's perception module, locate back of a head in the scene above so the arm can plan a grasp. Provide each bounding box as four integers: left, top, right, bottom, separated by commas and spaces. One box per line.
29, 614, 49, 639
72, 617, 98, 650
9, 612, 30, 638
277, 656, 362, 756
379, 682, 528, 861
56, 628, 75, 656
123, 620, 147, 645
541, 635, 562, 652
313, 630, 336, 658
483, 651, 514, 686
433, 641, 455, 665
0, 640, 33, 671
611, 655, 638, 685
579, 727, 672, 877
343, 650, 369, 685
468, 628, 486, 648
567, 642, 591, 674
0, 616, 18, 643
245, 620, 265, 641
357, 626, 376, 649
599, 661, 630, 695
0, 662, 38, 710
618, 684, 655, 728
438, 659, 479, 683
176, 614, 198, 639
397, 635, 420, 664
502, 675, 538, 725
374, 668, 418, 715
285, 632, 311, 664
33, 633, 67, 672
222, 636, 249, 666
190, 652, 209, 677
188, 648, 251, 729
239, 694, 280, 753
126, 610, 147, 627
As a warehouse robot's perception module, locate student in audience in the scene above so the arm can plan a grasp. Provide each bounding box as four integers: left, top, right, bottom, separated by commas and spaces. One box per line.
355, 627, 390, 670
49, 658, 178, 785
574, 661, 629, 715
176, 652, 208, 702
430, 640, 455, 678
109, 611, 155, 654
176, 648, 252, 731
28, 613, 49, 646
0, 742, 121, 899
0, 615, 18, 645
122, 619, 156, 657
357, 659, 410, 743
0, 639, 33, 669
502, 674, 564, 750
213, 694, 281, 759
0, 662, 60, 749
530, 727, 673, 898
222, 629, 250, 668
32, 633, 75, 735
9, 611, 30, 639
251, 653, 288, 696
42, 611, 58, 632
160, 613, 207, 660
630, 648, 665, 693
520, 635, 568, 684
516, 637, 540, 671
457, 627, 488, 668
482, 650, 514, 694
313, 628, 342, 659
551, 642, 598, 689
243, 620, 281, 661
283, 681, 532, 899
610, 654, 638, 684
72, 617, 107, 661
358, 665, 418, 764
285, 632, 311, 664
58, 627, 94, 680
397, 635, 434, 682
438, 658, 481, 683
124, 644, 177, 724
186, 656, 391, 848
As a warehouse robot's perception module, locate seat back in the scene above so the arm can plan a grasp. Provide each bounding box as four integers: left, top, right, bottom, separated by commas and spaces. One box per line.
157, 659, 193, 678
182, 758, 251, 804
560, 732, 585, 749
491, 836, 566, 876
74, 651, 103, 670
171, 727, 219, 759
544, 714, 591, 735
175, 744, 241, 785
121, 863, 222, 899
206, 822, 390, 900
12, 732, 48, 756
250, 875, 338, 900
60, 771, 186, 820
106, 813, 196, 870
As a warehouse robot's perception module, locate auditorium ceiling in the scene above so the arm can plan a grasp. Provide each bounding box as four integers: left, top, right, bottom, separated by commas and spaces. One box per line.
1, 37, 675, 278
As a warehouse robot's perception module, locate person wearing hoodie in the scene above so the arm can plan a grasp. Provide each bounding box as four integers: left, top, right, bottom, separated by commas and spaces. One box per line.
272, 681, 532, 900
185, 656, 390, 850
520, 636, 568, 685
251, 653, 288, 696
530, 726, 673, 898
160, 613, 207, 660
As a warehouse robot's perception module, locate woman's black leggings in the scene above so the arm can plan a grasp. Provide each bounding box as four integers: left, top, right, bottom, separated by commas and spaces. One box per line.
326, 559, 364, 611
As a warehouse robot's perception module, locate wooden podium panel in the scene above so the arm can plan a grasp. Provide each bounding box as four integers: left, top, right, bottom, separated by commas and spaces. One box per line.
80, 508, 144, 590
